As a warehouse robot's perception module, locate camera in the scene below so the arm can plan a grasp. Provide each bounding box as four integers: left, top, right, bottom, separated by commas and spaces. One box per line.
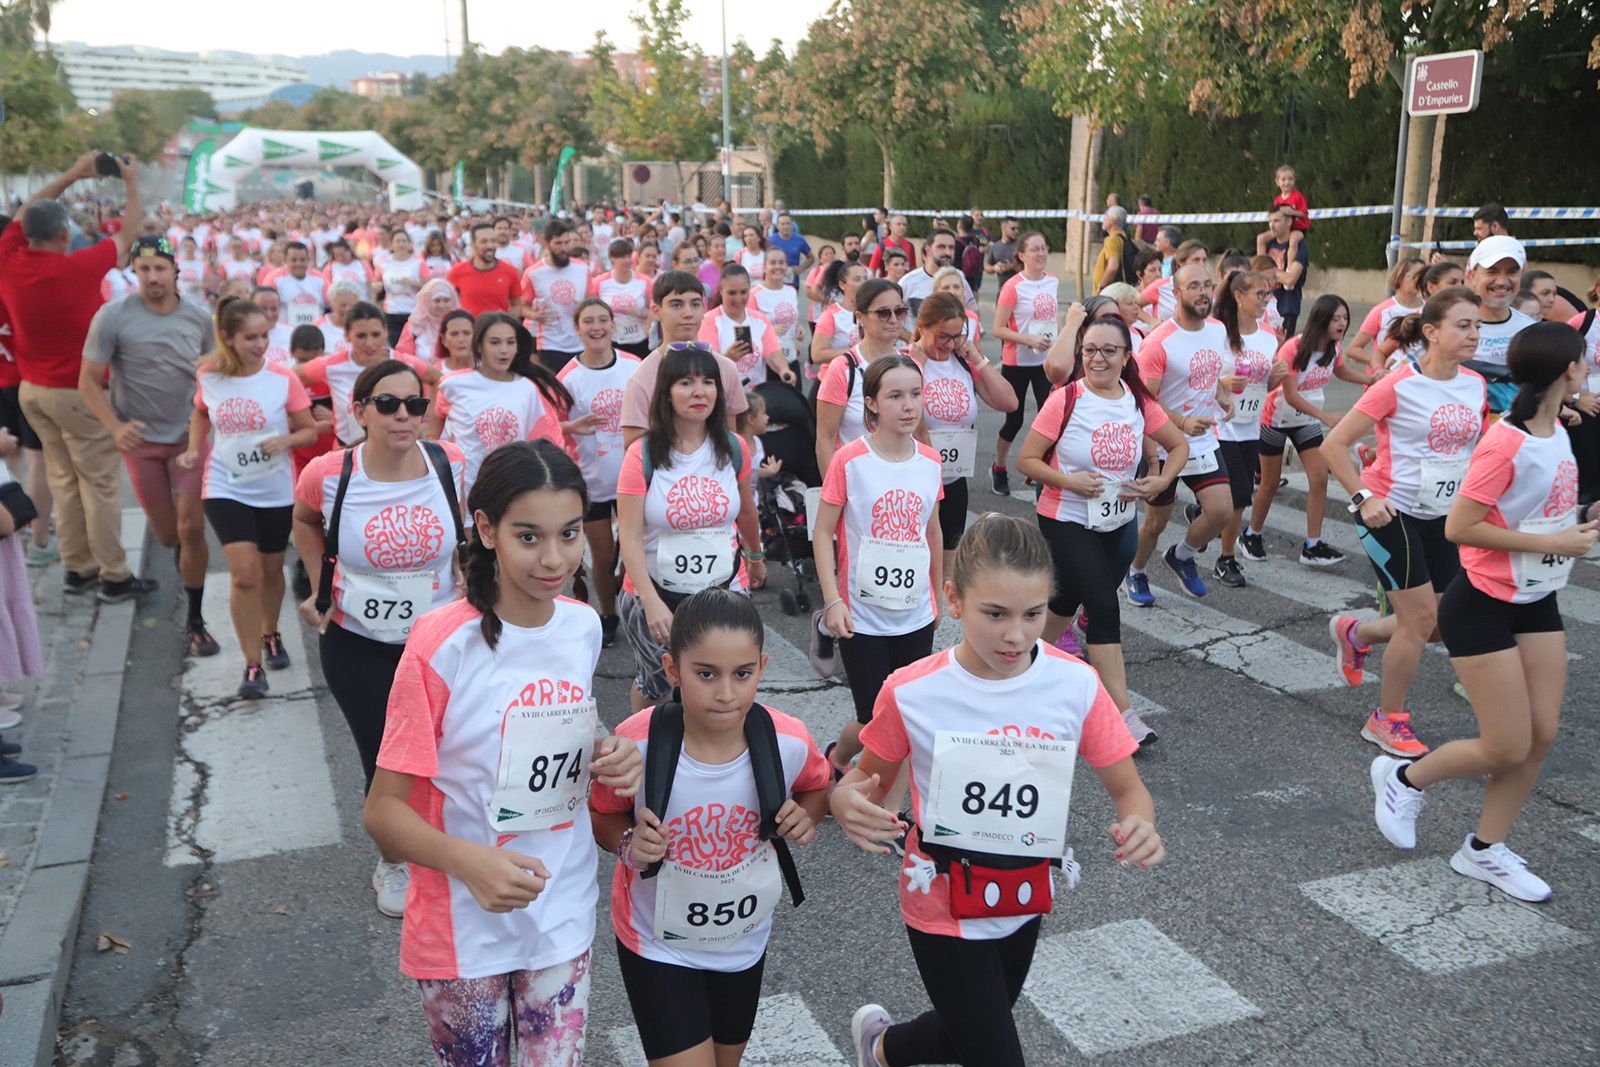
94, 152, 126, 180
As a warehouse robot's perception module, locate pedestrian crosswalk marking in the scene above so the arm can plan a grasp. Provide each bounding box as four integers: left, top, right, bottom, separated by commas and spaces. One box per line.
1298, 858, 1592, 974
1022, 918, 1261, 1056
608, 991, 846, 1066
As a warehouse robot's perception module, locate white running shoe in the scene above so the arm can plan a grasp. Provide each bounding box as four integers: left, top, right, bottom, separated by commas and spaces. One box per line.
0, 708, 21, 731
372, 860, 410, 917
1449, 836, 1552, 902
1370, 756, 1424, 850
1122, 708, 1157, 747
851, 1004, 893, 1067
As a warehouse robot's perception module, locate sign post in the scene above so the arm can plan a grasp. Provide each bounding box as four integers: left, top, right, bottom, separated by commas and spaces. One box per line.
1388, 49, 1484, 268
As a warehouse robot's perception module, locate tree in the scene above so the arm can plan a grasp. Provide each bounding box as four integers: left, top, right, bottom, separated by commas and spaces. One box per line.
97, 88, 217, 161
727, 38, 795, 207
0, 3, 83, 174
783, 0, 995, 206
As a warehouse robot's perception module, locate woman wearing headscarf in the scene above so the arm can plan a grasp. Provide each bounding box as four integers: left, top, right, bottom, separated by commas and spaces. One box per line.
394, 278, 460, 367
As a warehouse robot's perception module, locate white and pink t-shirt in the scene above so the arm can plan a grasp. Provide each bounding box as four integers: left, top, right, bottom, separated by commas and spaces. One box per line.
997, 272, 1060, 367
820, 436, 943, 636
220, 258, 258, 283
1136, 317, 1228, 464
378, 597, 602, 980
698, 306, 781, 386
299, 350, 430, 446
175, 256, 206, 296
1358, 297, 1421, 353
963, 309, 983, 346
1141, 278, 1176, 322
101, 268, 137, 304
435, 370, 564, 497
1354, 361, 1488, 517
1215, 328, 1277, 443
1567, 310, 1600, 394
911, 350, 978, 486
323, 259, 373, 301
379, 256, 425, 316
275, 273, 325, 327
858, 644, 1138, 940
1033, 380, 1168, 527
816, 346, 871, 449
1458, 420, 1581, 603
590, 704, 830, 972
810, 302, 859, 381
737, 249, 767, 275
195, 362, 310, 507
751, 284, 802, 361
1261, 336, 1342, 430
556, 352, 640, 504
495, 243, 528, 272
616, 434, 752, 596
523, 261, 590, 353
294, 440, 466, 642
590, 272, 650, 347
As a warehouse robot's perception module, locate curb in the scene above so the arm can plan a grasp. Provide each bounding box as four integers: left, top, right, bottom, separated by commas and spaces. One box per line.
0, 511, 146, 1067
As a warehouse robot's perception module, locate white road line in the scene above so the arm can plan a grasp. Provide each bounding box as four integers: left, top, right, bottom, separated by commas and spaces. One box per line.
1155, 525, 1372, 614
1574, 821, 1600, 845
1258, 502, 1365, 556
1298, 858, 1592, 975
608, 992, 846, 1067
1117, 594, 1350, 693
1023, 918, 1260, 1056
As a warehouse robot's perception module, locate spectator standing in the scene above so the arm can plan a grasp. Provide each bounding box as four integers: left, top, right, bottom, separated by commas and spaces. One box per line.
1258, 204, 1309, 335
985, 216, 1021, 291
1135, 195, 1161, 244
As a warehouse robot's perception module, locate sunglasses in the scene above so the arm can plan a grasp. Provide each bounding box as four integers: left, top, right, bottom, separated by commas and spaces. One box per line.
360, 394, 429, 416
665, 342, 714, 353
866, 305, 909, 321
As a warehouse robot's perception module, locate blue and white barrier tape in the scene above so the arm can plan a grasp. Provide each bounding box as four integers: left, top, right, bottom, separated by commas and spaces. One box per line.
1401, 236, 1600, 249
784, 205, 1600, 225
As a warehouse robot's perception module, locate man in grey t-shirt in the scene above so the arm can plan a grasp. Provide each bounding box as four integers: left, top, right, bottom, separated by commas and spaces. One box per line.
79, 235, 219, 656
984, 215, 1021, 290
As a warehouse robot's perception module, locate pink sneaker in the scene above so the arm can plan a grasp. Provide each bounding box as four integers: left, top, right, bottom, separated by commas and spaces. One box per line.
1054, 629, 1083, 657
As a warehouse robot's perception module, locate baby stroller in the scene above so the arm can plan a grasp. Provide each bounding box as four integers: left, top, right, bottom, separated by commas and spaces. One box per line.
754, 379, 821, 616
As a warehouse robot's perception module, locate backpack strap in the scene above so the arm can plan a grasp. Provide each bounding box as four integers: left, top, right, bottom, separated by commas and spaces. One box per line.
420, 440, 466, 550
1049, 381, 1080, 451
745, 703, 805, 907
314, 446, 357, 614
1580, 309, 1596, 339
638, 698, 686, 881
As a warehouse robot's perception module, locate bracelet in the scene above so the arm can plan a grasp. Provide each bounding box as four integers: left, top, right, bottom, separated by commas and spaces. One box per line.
822, 597, 844, 614
616, 827, 638, 870
741, 548, 766, 561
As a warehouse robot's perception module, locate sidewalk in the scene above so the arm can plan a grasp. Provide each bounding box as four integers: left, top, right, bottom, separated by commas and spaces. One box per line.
0, 510, 147, 1067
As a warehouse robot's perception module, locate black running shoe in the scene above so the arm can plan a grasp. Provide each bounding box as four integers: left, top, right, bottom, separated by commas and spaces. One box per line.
1213, 556, 1246, 588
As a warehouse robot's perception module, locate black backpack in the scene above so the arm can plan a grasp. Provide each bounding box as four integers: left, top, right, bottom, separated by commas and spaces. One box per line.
637, 697, 805, 907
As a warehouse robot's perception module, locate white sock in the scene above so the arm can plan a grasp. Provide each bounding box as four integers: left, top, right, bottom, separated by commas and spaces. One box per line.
1305, 537, 1320, 548
1174, 541, 1196, 562
1246, 526, 1262, 537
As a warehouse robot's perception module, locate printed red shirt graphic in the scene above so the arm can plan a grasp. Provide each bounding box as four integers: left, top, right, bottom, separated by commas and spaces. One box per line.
991, 723, 1057, 741
923, 376, 972, 423
1427, 403, 1478, 454
870, 489, 924, 541
609, 291, 639, 317
1089, 422, 1138, 471
1545, 459, 1579, 517
590, 387, 625, 434
771, 300, 798, 332
507, 676, 590, 710
665, 475, 731, 529
667, 802, 762, 869
1031, 292, 1057, 323
736, 344, 762, 375
1187, 348, 1222, 391
1236, 349, 1272, 384
1302, 362, 1335, 391
549, 279, 578, 308
474, 406, 521, 451
214, 396, 267, 435
364, 503, 446, 569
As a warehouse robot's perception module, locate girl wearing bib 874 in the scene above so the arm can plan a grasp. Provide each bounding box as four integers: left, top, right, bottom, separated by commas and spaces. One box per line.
1324, 288, 1489, 758
831, 515, 1163, 1067
1369, 322, 1600, 903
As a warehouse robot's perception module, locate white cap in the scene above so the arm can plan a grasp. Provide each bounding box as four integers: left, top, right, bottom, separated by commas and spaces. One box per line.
1468, 234, 1525, 270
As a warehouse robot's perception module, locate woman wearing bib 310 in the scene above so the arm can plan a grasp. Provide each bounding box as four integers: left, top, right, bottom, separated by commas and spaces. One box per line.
831, 516, 1163, 1067
617, 343, 765, 711
1369, 322, 1599, 902
1018, 315, 1189, 747
1324, 287, 1489, 757
293, 359, 467, 918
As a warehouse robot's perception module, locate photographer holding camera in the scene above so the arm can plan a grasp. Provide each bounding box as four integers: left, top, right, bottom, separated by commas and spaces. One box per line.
0, 150, 155, 602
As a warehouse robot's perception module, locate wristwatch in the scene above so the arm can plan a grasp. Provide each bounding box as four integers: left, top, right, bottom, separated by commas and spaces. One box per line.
1347, 489, 1371, 513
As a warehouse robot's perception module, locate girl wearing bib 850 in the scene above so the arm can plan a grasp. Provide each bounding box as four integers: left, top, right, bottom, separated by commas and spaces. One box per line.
1325, 288, 1489, 758
617, 343, 766, 711
591, 590, 831, 1066
1369, 323, 1599, 903
365, 441, 644, 1067
831, 516, 1163, 1067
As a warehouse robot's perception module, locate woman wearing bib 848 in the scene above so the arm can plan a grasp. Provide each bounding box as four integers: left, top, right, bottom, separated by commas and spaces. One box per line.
617, 343, 766, 711
1324, 288, 1489, 757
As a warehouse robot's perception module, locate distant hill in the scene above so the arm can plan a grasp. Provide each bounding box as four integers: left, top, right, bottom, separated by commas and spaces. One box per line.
284, 51, 451, 88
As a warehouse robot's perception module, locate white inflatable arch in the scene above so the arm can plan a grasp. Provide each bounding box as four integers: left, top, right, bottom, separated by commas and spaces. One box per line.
203, 128, 425, 210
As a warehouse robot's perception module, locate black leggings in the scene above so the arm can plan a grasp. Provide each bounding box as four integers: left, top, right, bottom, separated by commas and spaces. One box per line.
882, 918, 1041, 1067
998, 365, 1050, 444
385, 312, 408, 348
615, 941, 766, 1059
320, 621, 405, 790
938, 477, 969, 545
1039, 514, 1135, 644
838, 621, 936, 724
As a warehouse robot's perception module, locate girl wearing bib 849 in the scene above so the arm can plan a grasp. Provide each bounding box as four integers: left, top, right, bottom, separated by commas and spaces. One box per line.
831, 515, 1163, 1067
617, 343, 766, 711
1369, 322, 1599, 903
365, 441, 644, 1067
1324, 287, 1489, 758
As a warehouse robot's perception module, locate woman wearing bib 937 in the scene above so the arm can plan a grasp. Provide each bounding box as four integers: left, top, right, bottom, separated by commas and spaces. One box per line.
1369, 322, 1599, 903
1324, 288, 1489, 757
617, 343, 765, 712
293, 358, 467, 918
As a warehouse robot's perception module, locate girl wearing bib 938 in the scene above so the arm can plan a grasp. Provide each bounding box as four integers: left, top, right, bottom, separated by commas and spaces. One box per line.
617, 343, 766, 711
812, 355, 945, 778
1369, 322, 1599, 903
365, 441, 643, 1067
591, 590, 831, 1066
831, 515, 1163, 1067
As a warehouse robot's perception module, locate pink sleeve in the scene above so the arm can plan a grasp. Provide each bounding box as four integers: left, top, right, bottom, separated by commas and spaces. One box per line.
394, 323, 415, 357
817, 357, 849, 407
1135, 337, 1167, 383
759, 320, 779, 357
791, 732, 832, 794
736, 432, 753, 480
858, 685, 911, 763
1140, 281, 1161, 307
1077, 679, 1139, 767
298, 355, 329, 387
519, 268, 535, 304
1359, 304, 1384, 340
377, 647, 451, 778
528, 401, 563, 446
820, 446, 849, 506
294, 453, 331, 510
193, 371, 208, 411
588, 711, 650, 814
997, 275, 1018, 311
1140, 395, 1169, 434
621, 363, 653, 430
1568, 311, 1588, 330
279, 366, 311, 412
1353, 370, 1399, 421
722, 358, 749, 415
617, 440, 647, 496
1459, 428, 1518, 508
696, 316, 719, 347
1029, 385, 1069, 439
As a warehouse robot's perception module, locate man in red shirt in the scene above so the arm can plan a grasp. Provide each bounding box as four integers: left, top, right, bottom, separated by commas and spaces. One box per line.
447, 222, 523, 317
867, 213, 916, 277
0, 152, 154, 601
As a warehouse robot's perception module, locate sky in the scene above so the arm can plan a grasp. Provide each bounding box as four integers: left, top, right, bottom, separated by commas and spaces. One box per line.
45, 0, 830, 58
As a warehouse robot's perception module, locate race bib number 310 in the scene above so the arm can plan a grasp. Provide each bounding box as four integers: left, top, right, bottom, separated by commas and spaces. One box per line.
489, 699, 598, 833
924, 730, 1076, 859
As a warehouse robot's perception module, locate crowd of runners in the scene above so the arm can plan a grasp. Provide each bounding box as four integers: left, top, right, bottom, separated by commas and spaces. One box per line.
1, 149, 1598, 1066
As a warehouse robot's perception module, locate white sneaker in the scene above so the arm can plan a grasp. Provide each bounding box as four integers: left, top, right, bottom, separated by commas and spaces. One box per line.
372, 860, 409, 917
1449, 836, 1552, 902
0, 708, 21, 731
1122, 708, 1157, 747
851, 1004, 893, 1067
1370, 756, 1424, 849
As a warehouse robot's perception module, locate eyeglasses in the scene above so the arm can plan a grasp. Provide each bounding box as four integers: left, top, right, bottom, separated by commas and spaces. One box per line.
360, 394, 429, 416
1081, 345, 1128, 361
1179, 281, 1216, 293
866, 306, 909, 321
935, 330, 966, 346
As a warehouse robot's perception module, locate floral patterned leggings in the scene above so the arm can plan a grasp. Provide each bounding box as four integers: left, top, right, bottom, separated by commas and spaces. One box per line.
417, 950, 591, 1066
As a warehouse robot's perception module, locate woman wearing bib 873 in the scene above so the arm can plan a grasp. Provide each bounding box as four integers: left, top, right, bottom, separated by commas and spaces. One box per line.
1370, 322, 1599, 902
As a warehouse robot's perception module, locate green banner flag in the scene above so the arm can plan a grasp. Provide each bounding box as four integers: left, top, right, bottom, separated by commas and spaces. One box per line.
261, 137, 303, 161
452, 161, 465, 207
183, 138, 216, 214
318, 138, 359, 162
550, 146, 577, 213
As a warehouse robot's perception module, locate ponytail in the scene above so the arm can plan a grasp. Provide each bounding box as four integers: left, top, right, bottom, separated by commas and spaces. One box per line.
1391, 286, 1481, 354
1505, 321, 1584, 430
